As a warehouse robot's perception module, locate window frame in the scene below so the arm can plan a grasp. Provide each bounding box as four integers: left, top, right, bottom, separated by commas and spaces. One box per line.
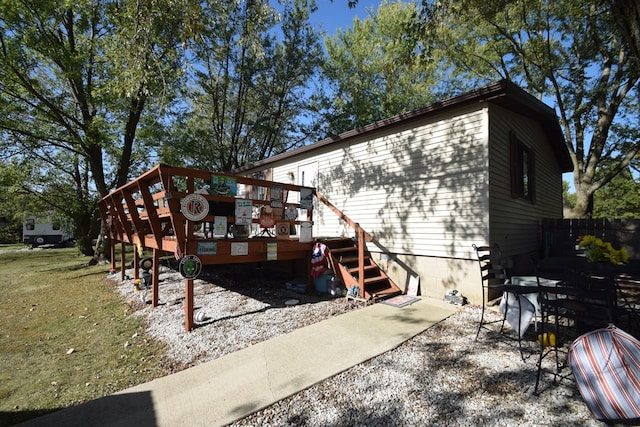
509, 132, 536, 202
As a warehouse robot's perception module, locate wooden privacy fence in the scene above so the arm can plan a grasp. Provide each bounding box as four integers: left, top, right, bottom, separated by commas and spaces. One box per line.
541, 218, 640, 260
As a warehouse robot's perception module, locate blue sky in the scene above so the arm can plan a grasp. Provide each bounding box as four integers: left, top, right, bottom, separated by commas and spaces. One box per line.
308, 1, 382, 35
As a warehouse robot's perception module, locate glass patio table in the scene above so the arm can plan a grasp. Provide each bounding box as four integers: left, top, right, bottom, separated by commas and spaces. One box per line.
502, 276, 559, 337
510, 276, 559, 315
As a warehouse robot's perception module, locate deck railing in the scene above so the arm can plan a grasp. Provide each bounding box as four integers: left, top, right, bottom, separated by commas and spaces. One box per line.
99, 164, 317, 331
314, 190, 370, 298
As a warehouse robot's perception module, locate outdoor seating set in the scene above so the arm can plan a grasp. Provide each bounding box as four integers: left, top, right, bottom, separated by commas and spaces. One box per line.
473, 244, 640, 423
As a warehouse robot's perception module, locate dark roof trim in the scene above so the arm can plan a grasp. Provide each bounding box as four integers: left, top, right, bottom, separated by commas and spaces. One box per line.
236, 79, 572, 173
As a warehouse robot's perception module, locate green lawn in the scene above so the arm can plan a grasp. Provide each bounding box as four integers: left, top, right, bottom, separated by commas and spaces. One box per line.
0, 247, 170, 426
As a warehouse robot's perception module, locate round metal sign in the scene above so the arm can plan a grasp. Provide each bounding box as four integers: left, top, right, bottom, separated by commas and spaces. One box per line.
180, 193, 209, 221
179, 255, 202, 279
284, 206, 298, 221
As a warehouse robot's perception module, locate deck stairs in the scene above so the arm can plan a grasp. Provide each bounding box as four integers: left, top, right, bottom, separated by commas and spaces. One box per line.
320, 237, 402, 302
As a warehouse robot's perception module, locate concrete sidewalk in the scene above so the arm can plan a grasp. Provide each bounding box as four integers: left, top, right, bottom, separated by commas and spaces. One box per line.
20, 297, 457, 427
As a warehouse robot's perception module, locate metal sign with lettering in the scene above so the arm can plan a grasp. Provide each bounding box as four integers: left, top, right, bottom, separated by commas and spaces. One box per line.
179, 255, 202, 279
180, 194, 209, 221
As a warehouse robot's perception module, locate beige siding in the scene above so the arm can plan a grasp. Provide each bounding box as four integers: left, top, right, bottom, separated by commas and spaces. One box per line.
488, 104, 564, 263
371, 252, 482, 303
265, 105, 491, 260
241, 102, 565, 303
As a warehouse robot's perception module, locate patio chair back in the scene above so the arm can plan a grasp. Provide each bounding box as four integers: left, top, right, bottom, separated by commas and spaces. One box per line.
534, 256, 619, 394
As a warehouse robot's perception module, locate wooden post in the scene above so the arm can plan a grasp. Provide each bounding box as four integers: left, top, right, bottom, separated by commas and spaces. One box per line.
184, 177, 195, 331
110, 238, 116, 273
133, 245, 140, 282
120, 242, 126, 281
357, 226, 365, 298
152, 248, 159, 307
185, 278, 194, 331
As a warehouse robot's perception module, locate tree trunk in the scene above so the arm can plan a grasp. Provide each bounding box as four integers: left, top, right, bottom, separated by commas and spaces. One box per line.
77, 235, 95, 257
89, 233, 104, 265
567, 185, 594, 219
90, 221, 111, 265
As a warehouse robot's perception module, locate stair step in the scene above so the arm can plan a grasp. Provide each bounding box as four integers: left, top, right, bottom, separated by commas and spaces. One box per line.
330, 247, 357, 255
338, 256, 371, 265
347, 265, 379, 275
364, 278, 393, 292
320, 237, 355, 249
363, 275, 387, 284
322, 236, 402, 302
370, 288, 403, 300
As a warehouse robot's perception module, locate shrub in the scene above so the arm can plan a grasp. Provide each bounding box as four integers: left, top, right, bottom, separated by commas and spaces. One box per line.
578, 235, 629, 265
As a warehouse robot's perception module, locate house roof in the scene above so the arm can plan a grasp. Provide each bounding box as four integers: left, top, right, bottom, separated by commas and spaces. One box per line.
236, 79, 573, 173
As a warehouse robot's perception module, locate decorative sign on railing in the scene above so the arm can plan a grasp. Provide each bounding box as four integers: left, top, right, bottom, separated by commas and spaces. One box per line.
180, 193, 209, 221
211, 175, 237, 196
98, 164, 316, 266
98, 164, 318, 332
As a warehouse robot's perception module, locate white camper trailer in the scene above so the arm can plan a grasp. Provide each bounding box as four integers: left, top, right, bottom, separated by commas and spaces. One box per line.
23, 212, 74, 247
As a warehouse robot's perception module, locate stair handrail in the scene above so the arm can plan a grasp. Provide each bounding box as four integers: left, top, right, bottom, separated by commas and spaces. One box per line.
315, 190, 370, 297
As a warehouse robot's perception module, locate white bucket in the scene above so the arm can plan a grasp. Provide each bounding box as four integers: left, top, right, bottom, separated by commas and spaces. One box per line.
299, 221, 312, 243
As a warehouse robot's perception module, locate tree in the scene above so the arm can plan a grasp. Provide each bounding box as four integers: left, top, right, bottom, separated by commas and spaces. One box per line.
0, 161, 50, 243
562, 180, 577, 216
0, 0, 188, 257
160, 0, 324, 172
611, 0, 640, 64
593, 167, 640, 219
321, 0, 446, 134
422, 0, 640, 218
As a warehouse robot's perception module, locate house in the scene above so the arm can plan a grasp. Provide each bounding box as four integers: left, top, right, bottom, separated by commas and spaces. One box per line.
236, 80, 572, 304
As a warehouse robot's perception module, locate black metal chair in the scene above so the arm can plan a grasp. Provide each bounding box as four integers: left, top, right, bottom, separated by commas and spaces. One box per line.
615, 270, 640, 332
534, 257, 617, 394
473, 244, 538, 359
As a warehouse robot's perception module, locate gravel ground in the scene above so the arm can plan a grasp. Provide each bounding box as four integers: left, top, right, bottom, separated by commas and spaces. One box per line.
111, 262, 615, 427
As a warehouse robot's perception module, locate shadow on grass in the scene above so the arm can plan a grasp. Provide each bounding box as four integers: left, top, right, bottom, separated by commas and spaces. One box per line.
3, 391, 156, 427
0, 408, 60, 427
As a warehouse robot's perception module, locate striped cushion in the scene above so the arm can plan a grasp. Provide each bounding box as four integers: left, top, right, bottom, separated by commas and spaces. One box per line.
568, 325, 640, 421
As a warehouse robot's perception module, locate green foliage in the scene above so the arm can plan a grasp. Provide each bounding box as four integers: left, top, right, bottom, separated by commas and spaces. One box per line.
593, 167, 640, 218
0, 161, 51, 243
421, 0, 640, 219
0, 0, 187, 255
322, 1, 446, 133
2, 0, 638, 252
611, 0, 640, 64
578, 234, 629, 264
159, 0, 324, 172
562, 180, 577, 211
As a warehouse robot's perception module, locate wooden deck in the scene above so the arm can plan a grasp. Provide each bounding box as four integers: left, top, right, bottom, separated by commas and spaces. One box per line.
98, 164, 315, 331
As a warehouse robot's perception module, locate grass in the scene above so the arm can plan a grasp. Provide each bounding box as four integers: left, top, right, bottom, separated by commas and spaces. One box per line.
0, 247, 171, 426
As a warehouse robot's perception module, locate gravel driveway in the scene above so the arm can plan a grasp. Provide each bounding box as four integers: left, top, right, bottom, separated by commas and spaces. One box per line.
112, 263, 615, 426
